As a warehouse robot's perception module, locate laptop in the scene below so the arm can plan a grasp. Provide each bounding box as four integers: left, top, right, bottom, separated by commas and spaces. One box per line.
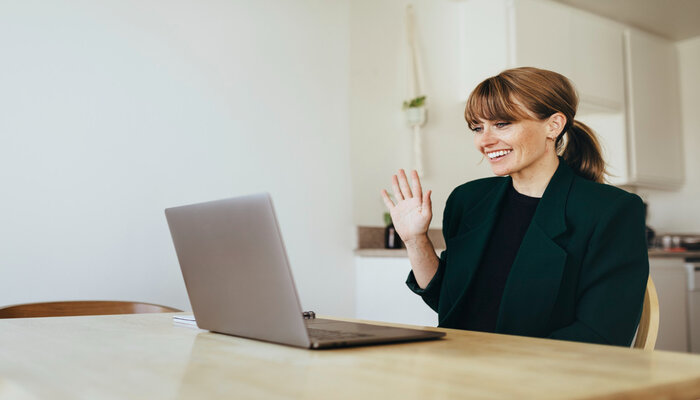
165, 193, 445, 349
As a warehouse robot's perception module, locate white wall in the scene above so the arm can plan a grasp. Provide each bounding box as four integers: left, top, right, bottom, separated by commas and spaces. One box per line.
0, 0, 355, 316
638, 36, 700, 234
349, 0, 493, 228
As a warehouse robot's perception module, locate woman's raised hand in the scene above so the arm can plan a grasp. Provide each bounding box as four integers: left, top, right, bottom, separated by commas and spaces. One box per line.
381, 169, 432, 245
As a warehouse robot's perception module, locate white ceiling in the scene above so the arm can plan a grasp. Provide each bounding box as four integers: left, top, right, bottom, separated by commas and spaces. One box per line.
553, 0, 700, 41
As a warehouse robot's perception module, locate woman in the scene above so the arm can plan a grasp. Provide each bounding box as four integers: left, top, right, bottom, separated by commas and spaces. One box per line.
381, 67, 648, 347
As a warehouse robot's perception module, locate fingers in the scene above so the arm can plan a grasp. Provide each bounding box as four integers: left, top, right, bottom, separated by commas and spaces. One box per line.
380, 189, 395, 210
391, 175, 404, 201
410, 170, 422, 200
397, 169, 413, 198
423, 190, 432, 214
390, 169, 425, 203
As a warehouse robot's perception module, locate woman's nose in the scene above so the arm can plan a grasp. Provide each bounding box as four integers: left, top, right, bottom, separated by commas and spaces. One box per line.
476, 127, 499, 147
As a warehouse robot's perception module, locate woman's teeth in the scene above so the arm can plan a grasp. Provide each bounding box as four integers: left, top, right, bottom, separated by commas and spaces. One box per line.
486, 149, 512, 159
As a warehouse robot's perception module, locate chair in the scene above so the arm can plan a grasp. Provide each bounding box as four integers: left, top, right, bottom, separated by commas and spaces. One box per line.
633, 277, 660, 350
0, 301, 181, 319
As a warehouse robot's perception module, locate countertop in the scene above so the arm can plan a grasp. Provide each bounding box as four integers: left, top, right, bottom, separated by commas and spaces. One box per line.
356, 248, 700, 259
647, 249, 700, 259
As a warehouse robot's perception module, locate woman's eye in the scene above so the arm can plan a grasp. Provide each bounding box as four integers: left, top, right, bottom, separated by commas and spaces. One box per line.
495, 122, 510, 128
471, 127, 483, 133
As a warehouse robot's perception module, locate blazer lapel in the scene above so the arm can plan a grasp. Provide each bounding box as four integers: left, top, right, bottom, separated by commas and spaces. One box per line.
496, 159, 575, 336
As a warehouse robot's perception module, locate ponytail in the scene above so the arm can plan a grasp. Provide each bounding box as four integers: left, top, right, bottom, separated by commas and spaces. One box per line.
557, 119, 606, 183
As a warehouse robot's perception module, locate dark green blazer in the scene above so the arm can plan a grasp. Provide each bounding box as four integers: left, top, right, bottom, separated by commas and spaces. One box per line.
407, 159, 649, 347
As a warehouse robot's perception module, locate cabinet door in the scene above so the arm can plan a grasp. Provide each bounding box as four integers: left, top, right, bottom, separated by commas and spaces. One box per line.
458, 0, 510, 100
355, 257, 437, 326
624, 29, 684, 188
511, 0, 573, 77
571, 12, 625, 110
649, 258, 689, 352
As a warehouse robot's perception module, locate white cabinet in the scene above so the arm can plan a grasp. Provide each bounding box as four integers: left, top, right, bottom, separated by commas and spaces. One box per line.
570, 12, 626, 110
512, 0, 625, 110
649, 258, 689, 352
355, 256, 437, 327
577, 28, 683, 188
512, 0, 574, 81
623, 28, 684, 188
458, 0, 683, 190
460, 0, 625, 111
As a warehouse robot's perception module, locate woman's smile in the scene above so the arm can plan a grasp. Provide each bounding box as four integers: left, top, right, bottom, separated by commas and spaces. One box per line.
486, 149, 513, 161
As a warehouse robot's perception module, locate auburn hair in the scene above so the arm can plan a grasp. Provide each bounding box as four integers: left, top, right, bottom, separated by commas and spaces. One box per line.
464, 67, 605, 183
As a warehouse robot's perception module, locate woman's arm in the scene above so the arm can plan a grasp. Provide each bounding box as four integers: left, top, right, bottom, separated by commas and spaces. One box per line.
547, 193, 649, 346
403, 235, 439, 289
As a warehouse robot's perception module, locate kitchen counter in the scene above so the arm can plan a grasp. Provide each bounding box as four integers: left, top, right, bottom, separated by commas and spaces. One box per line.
355, 226, 444, 258
648, 249, 700, 259
356, 248, 700, 259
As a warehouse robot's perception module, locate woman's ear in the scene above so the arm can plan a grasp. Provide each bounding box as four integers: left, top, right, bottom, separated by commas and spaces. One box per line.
547, 112, 567, 138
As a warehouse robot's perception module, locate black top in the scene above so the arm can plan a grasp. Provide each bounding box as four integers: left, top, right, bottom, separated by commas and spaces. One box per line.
456, 183, 540, 332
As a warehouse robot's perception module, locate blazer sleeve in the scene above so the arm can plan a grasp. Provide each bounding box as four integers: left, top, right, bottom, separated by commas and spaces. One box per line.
406, 251, 446, 312
547, 193, 649, 346
405, 189, 457, 313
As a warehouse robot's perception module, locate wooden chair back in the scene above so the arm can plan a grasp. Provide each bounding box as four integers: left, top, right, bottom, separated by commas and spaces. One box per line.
633, 277, 660, 350
0, 301, 181, 319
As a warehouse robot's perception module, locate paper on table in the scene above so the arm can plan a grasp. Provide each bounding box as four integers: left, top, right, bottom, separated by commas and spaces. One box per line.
172, 314, 197, 327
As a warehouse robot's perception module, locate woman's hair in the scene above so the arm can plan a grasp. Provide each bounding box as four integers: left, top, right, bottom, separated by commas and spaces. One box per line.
464, 67, 605, 183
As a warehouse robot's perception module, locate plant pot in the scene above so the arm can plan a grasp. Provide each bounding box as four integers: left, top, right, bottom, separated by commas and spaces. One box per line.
405, 106, 427, 126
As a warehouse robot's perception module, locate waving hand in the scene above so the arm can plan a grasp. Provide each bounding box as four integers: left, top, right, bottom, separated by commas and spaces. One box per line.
381, 169, 432, 245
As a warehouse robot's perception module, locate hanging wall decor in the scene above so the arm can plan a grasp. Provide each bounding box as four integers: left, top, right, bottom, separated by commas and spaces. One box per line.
403, 4, 427, 177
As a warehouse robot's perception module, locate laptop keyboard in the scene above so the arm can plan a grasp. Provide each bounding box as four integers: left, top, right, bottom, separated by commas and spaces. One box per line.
307, 327, 373, 340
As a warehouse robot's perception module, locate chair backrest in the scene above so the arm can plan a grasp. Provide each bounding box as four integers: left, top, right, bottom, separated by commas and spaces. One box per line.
633, 277, 659, 350
0, 301, 181, 319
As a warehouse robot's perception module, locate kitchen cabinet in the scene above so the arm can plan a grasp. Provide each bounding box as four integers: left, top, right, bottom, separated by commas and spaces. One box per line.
511, 0, 574, 83
355, 256, 437, 327
459, 0, 625, 111
458, 0, 683, 189
571, 12, 626, 110
622, 28, 684, 188
649, 257, 689, 352
576, 28, 684, 188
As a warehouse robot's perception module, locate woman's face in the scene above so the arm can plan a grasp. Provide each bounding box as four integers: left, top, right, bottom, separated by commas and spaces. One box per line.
471, 117, 557, 178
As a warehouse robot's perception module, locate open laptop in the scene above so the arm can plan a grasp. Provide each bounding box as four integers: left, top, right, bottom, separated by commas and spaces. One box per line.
165, 193, 445, 349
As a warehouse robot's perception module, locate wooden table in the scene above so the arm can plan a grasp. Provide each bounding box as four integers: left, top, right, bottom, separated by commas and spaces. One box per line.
1, 313, 700, 399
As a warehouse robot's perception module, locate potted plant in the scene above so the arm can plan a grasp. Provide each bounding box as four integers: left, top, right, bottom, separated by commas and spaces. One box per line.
402, 95, 427, 127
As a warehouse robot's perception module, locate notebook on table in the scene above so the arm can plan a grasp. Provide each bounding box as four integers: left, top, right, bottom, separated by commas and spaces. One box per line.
165, 193, 445, 349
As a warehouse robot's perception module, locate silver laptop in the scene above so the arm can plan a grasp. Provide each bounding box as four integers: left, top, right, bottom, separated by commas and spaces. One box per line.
165, 193, 444, 349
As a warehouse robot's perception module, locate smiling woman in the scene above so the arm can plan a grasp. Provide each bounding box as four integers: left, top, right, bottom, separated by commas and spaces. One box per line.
381, 67, 649, 347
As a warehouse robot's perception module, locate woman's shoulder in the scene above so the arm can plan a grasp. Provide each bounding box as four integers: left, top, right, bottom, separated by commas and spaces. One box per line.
567, 175, 644, 219
570, 175, 642, 204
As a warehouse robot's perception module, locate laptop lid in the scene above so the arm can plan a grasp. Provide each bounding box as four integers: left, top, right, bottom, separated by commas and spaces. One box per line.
165, 193, 311, 348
